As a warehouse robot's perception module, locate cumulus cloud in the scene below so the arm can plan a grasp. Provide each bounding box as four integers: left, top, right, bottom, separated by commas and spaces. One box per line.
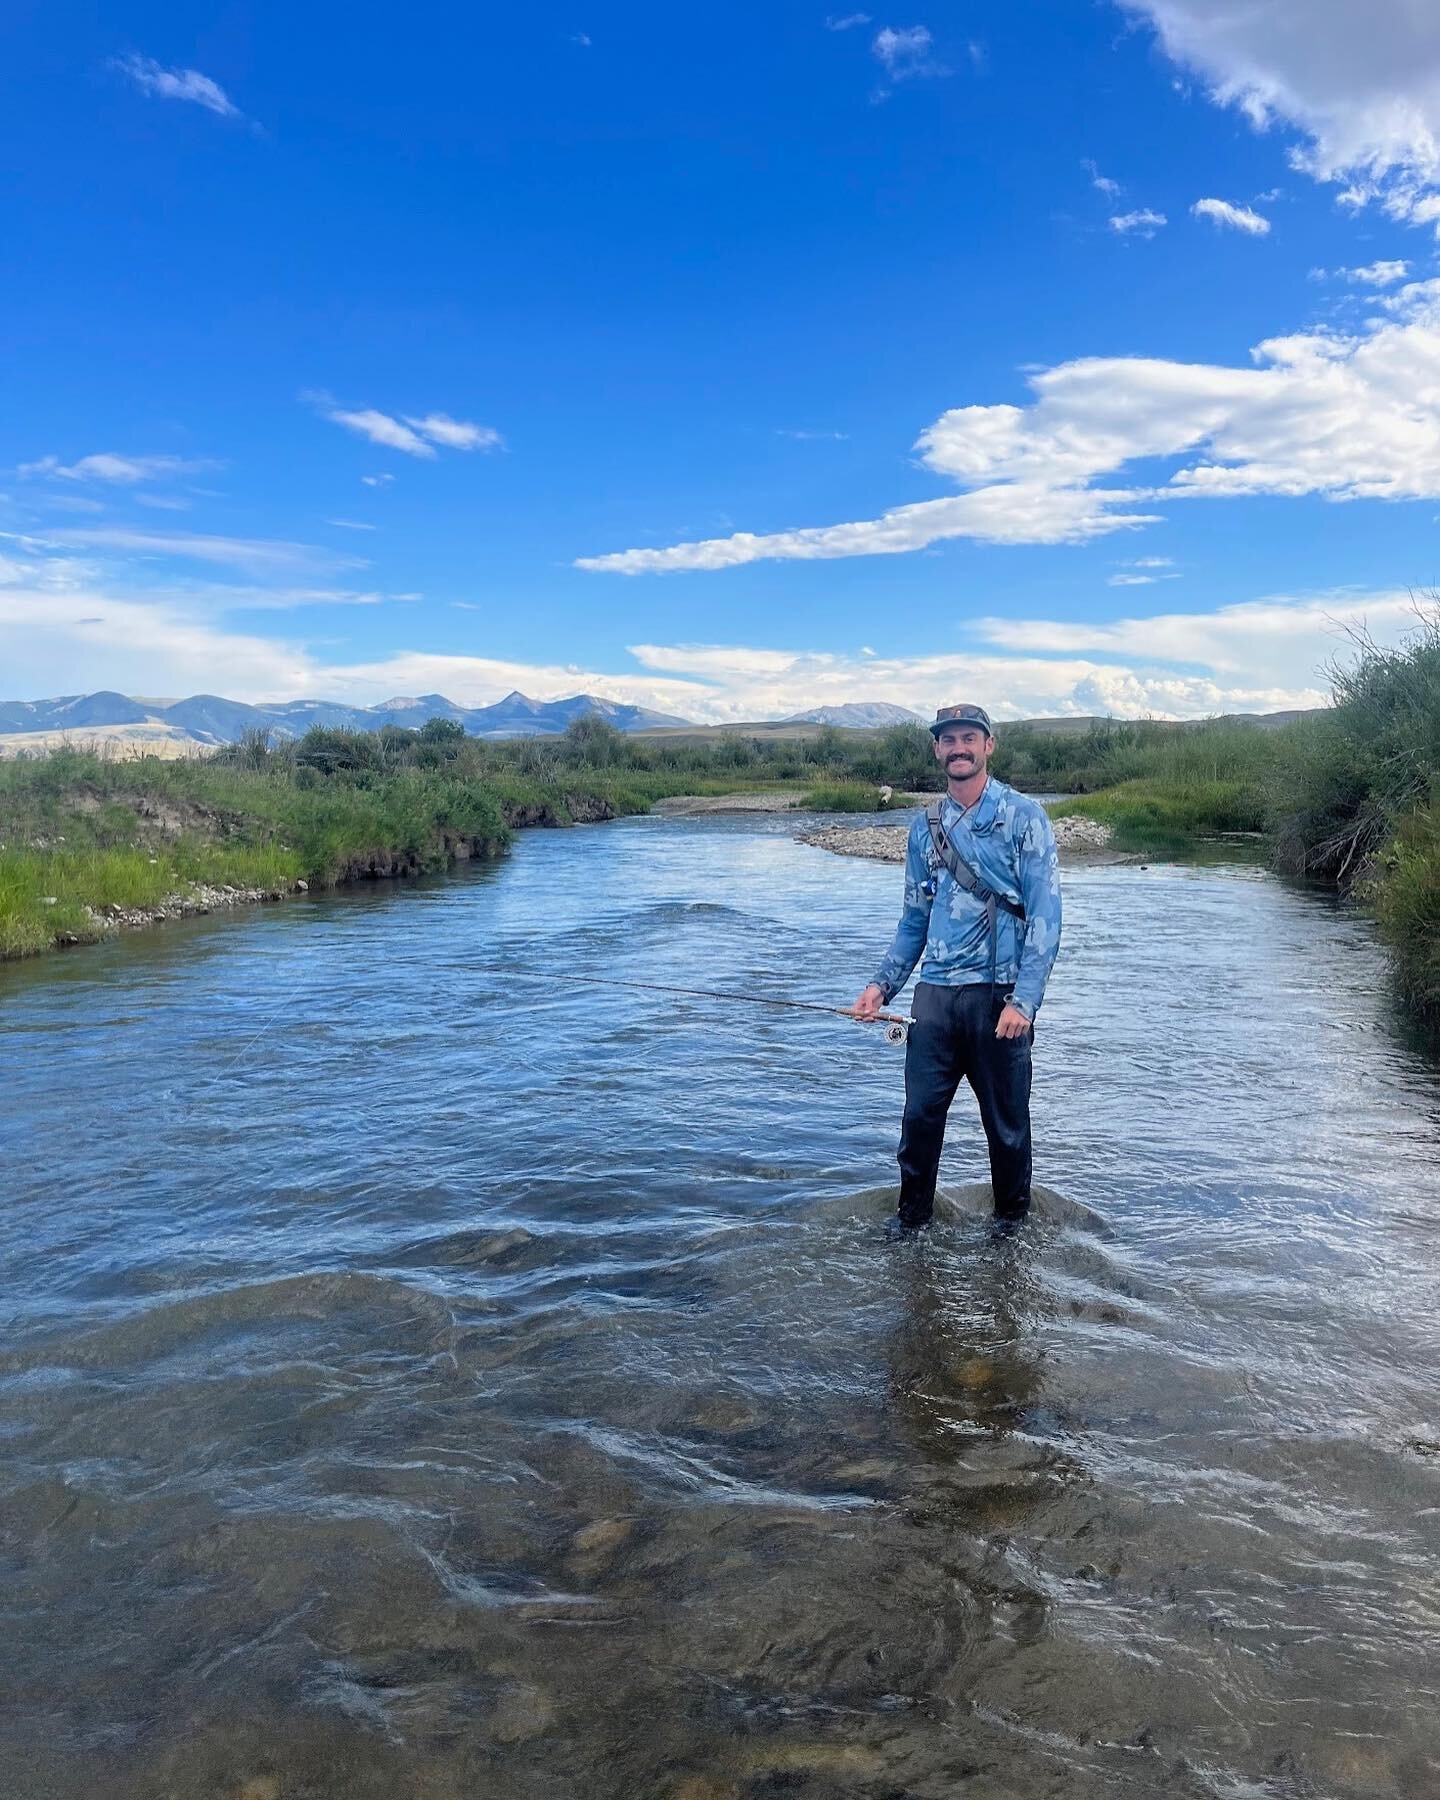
18, 452, 211, 484
112, 54, 243, 121
1118, 0, 1440, 226
1192, 196, 1272, 234
1109, 208, 1167, 235
579, 280, 1440, 573
312, 398, 503, 458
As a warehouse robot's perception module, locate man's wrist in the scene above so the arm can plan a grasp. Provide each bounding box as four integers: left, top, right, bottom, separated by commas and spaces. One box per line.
1008, 996, 1034, 1020
871, 979, 892, 1003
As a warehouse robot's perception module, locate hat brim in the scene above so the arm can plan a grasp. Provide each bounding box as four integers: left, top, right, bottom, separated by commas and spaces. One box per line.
929, 718, 991, 737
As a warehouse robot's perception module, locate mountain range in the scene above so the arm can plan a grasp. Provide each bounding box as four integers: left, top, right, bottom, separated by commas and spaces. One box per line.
784, 703, 924, 728
0, 689, 693, 746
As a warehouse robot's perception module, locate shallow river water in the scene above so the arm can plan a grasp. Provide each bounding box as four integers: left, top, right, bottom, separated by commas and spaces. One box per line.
3, 810, 1440, 1800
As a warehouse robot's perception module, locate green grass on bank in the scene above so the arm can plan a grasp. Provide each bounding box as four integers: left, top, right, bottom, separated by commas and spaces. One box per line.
802, 780, 894, 812
1053, 777, 1267, 850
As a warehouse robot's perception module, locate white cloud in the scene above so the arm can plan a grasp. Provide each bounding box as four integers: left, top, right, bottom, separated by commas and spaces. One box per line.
313, 399, 502, 458
580, 281, 1440, 572
112, 54, 242, 121
50, 528, 365, 577
1192, 196, 1271, 235
1345, 258, 1411, 286
1083, 158, 1123, 197
322, 407, 436, 458
18, 452, 211, 484
402, 412, 504, 452
975, 589, 1420, 685
872, 25, 946, 84
325, 518, 378, 531
826, 12, 871, 30
578, 487, 1160, 573
776, 428, 850, 440
1109, 208, 1167, 235
1119, 1, 1440, 226
360, 473, 395, 488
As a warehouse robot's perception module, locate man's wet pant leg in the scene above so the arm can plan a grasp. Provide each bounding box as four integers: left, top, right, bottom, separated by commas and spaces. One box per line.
896, 983, 1033, 1226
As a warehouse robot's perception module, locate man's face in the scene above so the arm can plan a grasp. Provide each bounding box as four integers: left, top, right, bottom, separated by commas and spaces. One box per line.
933, 725, 993, 779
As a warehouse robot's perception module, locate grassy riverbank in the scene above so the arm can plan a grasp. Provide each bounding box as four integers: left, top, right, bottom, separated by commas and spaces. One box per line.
0, 726, 754, 959
1042, 615, 1440, 1028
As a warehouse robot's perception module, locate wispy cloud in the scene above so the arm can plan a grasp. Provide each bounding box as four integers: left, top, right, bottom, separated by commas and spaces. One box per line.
1192, 196, 1271, 235
1109, 208, 1167, 236
111, 54, 243, 121
50, 527, 365, 577
1083, 158, 1123, 197
360, 473, 395, 488
310, 396, 503, 458
403, 412, 503, 451
18, 452, 213, 484
321, 407, 435, 458
826, 11, 871, 29
325, 518, 378, 531
776, 428, 851, 441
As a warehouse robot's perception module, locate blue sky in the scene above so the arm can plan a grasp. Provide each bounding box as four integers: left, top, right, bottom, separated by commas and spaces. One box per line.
4, 1, 1440, 719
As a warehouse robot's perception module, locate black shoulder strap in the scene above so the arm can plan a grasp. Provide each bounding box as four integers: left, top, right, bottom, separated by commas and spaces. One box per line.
925, 800, 1025, 919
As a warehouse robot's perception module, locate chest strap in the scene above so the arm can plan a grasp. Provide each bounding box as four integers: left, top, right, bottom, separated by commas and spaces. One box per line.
925, 801, 1025, 919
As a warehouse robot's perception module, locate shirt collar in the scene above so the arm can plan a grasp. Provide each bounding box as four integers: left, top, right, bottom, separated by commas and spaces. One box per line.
943, 776, 1000, 830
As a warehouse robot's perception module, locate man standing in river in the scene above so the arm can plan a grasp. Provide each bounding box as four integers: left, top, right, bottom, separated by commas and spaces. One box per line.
854, 704, 1062, 1234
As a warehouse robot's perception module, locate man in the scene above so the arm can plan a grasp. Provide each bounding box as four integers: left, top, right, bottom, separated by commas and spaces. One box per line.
854, 704, 1061, 1234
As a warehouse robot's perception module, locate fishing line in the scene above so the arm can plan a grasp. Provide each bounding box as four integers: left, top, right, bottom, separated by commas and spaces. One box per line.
566, 974, 913, 1043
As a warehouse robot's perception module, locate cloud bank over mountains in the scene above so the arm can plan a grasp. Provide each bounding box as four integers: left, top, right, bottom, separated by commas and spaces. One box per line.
0, 522, 1422, 723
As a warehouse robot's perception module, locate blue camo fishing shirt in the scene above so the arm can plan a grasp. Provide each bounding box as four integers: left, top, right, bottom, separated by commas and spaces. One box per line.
871, 778, 1062, 1020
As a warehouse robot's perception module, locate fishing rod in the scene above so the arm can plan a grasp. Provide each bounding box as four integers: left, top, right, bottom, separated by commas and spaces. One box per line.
567, 974, 913, 1044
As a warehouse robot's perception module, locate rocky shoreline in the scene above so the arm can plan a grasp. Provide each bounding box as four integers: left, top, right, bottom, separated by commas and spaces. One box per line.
795, 811, 1117, 864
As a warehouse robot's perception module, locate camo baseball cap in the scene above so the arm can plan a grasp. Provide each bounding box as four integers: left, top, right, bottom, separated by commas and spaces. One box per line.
929, 703, 994, 738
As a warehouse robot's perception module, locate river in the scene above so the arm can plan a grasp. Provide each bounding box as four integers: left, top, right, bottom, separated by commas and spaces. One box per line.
3, 809, 1439, 1800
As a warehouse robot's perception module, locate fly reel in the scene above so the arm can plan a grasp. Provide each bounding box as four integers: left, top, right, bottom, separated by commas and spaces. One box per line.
883, 1019, 910, 1046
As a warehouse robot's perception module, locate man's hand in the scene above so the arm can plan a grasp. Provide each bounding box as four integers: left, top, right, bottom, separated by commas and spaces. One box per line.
995, 1002, 1031, 1040
852, 983, 885, 1021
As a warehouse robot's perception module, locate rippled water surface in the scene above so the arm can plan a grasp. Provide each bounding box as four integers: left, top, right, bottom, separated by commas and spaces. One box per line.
4, 811, 1440, 1800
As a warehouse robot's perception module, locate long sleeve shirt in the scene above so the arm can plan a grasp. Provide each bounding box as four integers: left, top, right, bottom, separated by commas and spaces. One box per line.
871, 778, 1062, 1019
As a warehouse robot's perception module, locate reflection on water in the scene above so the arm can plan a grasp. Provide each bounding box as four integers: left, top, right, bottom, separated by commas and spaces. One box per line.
2, 812, 1439, 1799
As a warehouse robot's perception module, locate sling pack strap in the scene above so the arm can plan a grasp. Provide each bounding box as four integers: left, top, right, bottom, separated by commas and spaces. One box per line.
924, 800, 1025, 920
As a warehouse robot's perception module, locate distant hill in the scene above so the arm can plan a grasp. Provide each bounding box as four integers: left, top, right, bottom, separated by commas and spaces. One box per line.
785, 703, 925, 728
0, 688, 694, 750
